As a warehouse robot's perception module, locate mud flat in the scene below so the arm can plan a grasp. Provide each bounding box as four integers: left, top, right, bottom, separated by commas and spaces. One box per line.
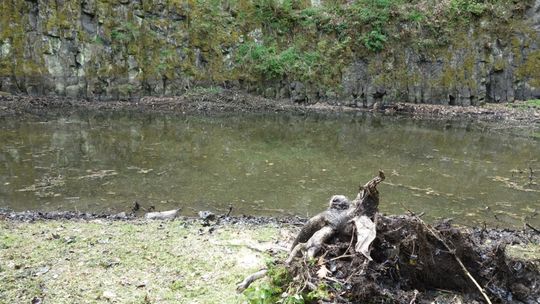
1, 91, 539, 127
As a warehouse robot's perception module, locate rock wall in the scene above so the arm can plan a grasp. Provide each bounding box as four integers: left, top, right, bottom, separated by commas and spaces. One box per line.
0, 0, 539, 105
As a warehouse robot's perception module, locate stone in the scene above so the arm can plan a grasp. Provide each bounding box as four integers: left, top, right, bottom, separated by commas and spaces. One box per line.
145, 209, 180, 220
101, 290, 116, 301
81, 13, 97, 34
289, 81, 306, 103
65, 85, 80, 98
510, 282, 530, 301
198, 211, 215, 221
263, 87, 275, 98
81, 0, 96, 15
0, 41, 11, 57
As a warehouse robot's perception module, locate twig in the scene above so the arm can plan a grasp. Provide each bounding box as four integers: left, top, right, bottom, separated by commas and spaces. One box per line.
330, 254, 355, 261
323, 276, 342, 285
329, 225, 356, 262
226, 204, 233, 217
404, 208, 425, 218
525, 223, 540, 234
400, 204, 427, 219
409, 289, 419, 304
411, 214, 493, 304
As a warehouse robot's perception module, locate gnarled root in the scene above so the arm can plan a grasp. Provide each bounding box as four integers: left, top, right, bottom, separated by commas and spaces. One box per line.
286, 226, 336, 265
236, 269, 268, 293
286, 243, 305, 265
306, 226, 335, 259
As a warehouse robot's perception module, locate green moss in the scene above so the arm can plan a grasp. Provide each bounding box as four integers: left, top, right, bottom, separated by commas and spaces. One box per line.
506, 243, 540, 262
517, 50, 540, 87
0, 0, 536, 97
493, 57, 507, 71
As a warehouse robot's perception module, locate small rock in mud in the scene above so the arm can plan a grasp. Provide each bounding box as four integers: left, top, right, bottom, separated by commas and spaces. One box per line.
198, 210, 216, 221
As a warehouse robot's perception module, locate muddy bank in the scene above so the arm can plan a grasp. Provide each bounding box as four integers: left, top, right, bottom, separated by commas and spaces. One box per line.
0, 90, 323, 117
1, 91, 539, 126
2, 209, 539, 303
0, 208, 303, 227
281, 214, 540, 303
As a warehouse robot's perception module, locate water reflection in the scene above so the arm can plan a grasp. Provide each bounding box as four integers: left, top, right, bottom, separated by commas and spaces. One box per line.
0, 111, 538, 228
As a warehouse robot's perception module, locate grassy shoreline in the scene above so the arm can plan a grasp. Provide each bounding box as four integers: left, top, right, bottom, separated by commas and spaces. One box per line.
0, 219, 293, 303
2, 216, 539, 303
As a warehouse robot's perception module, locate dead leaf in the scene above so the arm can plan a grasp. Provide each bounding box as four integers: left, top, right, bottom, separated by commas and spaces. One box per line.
353, 215, 376, 261
317, 265, 329, 279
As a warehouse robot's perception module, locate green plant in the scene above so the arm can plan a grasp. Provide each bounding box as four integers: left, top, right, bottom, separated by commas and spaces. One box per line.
243, 264, 292, 304
253, 0, 295, 34
353, 0, 397, 26
363, 29, 387, 52
526, 99, 540, 107
351, 0, 398, 51
450, 0, 486, 16
407, 10, 425, 23
506, 99, 540, 111
236, 42, 320, 80
305, 283, 330, 302
243, 261, 332, 304
110, 21, 140, 44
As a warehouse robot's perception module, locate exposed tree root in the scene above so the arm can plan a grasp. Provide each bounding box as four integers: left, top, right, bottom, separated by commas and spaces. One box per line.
410, 213, 492, 304
237, 172, 540, 303
236, 269, 268, 293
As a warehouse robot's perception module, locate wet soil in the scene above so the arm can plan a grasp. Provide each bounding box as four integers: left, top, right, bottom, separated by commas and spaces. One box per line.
0, 207, 304, 226
1, 90, 539, 129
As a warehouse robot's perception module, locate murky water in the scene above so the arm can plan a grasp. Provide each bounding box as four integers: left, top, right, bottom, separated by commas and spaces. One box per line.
0, 111, 538, 227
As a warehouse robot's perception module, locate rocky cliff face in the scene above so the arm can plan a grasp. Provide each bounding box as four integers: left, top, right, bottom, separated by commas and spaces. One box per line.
0, 0, 539, 106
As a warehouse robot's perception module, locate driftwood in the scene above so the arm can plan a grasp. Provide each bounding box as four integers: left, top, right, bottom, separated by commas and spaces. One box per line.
144, 209, 180, 220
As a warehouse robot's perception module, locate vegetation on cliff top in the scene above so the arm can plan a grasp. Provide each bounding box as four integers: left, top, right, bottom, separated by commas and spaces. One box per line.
0, 0, 537, 96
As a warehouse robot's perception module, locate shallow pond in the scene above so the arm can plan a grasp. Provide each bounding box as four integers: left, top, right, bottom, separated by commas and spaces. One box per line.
0, 111, 538, 227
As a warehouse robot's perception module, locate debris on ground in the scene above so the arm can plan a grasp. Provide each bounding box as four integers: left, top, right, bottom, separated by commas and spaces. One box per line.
239, 172, 540, 303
